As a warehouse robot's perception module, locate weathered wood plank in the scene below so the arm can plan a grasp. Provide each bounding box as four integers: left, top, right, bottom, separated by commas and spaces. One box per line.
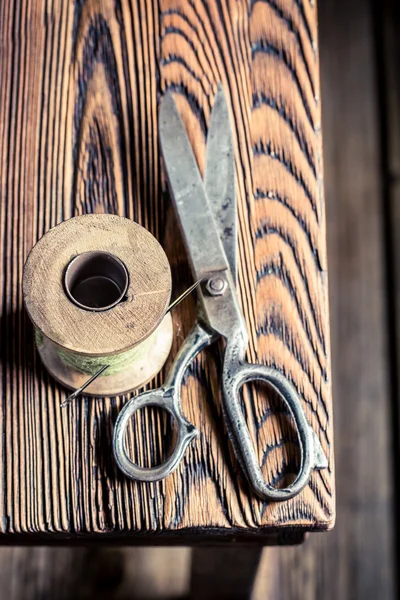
0, 0, 333, 539
253, 0, 397, 597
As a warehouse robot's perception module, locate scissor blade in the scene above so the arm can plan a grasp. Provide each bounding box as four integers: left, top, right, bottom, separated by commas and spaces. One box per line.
205, 85, 237, 286
159, 93, 229, 280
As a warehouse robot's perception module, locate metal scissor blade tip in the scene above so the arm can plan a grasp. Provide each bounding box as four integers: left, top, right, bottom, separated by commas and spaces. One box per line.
211, 84, 229, 118
159, 93, 181, 130
205, 84, 238, 286
159, 89, 230, 280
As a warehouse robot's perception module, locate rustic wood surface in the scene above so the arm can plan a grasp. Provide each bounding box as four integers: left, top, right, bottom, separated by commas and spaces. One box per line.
254, 0, 396, 596
0, 0, 332, 539
0, 0, 396, 598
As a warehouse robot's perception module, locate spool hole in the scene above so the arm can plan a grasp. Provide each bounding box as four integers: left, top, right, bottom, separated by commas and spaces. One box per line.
65, 251, 129, 311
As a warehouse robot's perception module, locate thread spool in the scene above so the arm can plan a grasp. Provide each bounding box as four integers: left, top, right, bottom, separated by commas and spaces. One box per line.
23, 214, 173, 397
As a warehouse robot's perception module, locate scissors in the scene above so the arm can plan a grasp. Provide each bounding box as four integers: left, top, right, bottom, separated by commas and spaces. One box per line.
113, 85, 328, 501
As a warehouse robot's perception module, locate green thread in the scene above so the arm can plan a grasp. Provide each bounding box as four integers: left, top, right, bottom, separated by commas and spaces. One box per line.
35, 328, 44, 347
35, 327, 156, 376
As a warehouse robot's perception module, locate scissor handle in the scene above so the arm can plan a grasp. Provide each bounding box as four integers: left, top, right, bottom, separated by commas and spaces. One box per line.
113, 324, 212, 482
113, 387, 198, 482
222, 340, 328, 501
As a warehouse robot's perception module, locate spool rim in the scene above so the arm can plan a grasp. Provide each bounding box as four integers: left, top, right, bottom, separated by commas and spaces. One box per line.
23, 214, 172, 356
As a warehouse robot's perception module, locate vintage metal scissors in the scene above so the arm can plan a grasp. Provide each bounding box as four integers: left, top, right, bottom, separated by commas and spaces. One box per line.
113, 86, 328, 501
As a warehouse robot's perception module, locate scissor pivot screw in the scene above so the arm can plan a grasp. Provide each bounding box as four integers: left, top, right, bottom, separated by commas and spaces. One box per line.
206, 276, 226, 296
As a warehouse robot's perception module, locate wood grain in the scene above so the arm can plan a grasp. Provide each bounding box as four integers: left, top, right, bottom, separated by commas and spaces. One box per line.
0, 0, 333, 539
254, 0, 397, 598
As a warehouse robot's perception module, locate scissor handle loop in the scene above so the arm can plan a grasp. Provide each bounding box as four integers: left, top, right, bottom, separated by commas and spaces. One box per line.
222, 343, 328, 501
113, 387, 198, 482
113, 323, 212, 482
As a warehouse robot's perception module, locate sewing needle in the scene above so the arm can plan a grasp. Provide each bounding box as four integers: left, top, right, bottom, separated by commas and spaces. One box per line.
60, 365, 109, 408
61, 279, 202, 407
165, 278, 202, 312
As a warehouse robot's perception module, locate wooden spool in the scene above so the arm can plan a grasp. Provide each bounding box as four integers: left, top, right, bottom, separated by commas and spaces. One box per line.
22, 214, 173, 396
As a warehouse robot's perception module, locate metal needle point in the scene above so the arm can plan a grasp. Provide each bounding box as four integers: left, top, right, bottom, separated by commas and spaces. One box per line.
61, 365, 109, 407
61, 279, 202, 407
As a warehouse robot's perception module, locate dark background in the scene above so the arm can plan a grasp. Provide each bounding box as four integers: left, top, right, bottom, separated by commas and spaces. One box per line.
0, 0, 398, 598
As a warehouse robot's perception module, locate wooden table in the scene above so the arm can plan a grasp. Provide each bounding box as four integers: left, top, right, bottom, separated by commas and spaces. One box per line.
0, 0, 334, 594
